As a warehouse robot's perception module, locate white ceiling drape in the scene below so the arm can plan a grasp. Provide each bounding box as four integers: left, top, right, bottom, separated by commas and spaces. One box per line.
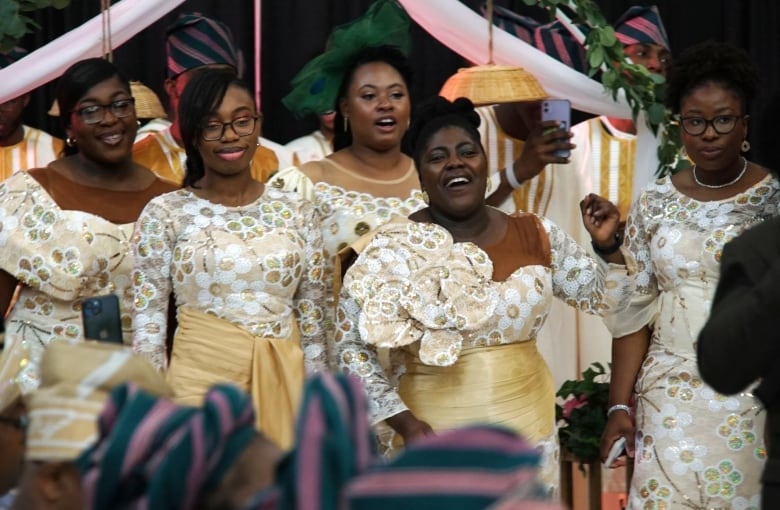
0, 0, 186, 104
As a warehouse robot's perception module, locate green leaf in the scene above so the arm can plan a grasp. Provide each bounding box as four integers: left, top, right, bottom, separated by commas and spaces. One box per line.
588, 45, 604, 68
648, 102, 666, 126
0, 0, 71, 49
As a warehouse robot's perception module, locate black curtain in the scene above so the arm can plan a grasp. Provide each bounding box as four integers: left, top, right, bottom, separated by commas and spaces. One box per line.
20, 0, 780, 168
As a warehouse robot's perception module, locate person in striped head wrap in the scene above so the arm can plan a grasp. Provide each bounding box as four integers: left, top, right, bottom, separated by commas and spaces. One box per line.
78, 382, 281, 510
0, 47, 64, 181
243, 372, 565, 510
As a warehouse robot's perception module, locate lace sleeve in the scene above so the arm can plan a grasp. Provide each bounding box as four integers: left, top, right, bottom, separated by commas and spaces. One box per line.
542, 215, 634, 316
294, 200, 328, 373
131, 198, 176, 370
334, 290, 408, 425
603, 193, 659, 337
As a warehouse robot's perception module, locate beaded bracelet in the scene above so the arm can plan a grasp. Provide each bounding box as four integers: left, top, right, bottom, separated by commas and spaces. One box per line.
607, 404, 631, 417
591, 233, 622, 256
505, 166, 524, 190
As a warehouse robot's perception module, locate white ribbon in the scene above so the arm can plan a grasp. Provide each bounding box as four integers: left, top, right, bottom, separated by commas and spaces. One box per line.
0, 0, 186, 104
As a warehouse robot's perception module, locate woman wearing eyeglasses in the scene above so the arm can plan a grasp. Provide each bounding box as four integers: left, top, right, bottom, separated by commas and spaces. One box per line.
131, 69, 327, 450
0, 58, 177, 392
600, 41, 777, 508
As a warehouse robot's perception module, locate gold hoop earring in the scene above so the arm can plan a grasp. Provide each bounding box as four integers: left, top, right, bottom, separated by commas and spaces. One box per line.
741, 139, 751, 152
66, 137, 77, 147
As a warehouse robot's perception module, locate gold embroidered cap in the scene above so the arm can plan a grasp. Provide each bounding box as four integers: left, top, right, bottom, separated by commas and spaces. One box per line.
25, 341, 170, 462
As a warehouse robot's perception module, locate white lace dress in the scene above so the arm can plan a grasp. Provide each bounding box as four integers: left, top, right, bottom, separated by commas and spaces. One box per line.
607, 175, 779, 510
131, 187, 327, 373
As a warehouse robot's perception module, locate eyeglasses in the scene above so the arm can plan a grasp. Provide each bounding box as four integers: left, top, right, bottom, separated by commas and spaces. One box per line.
201, 116, 259, 141
72, 98, 136, 125
680, 115, 743, 136
0, 414, 28, 432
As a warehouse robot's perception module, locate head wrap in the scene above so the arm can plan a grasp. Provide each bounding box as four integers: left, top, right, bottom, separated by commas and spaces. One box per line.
282, 0, 411, 118
0, 47, 27, 70
0, 340, 29, 414
166, 12, 242, 78
78, 383, 257, 510
490, 4, 588, 74
614, 5, 671, 52
242, 373, 374, 509
24, 341, 169, 462
344, 426, 543, 510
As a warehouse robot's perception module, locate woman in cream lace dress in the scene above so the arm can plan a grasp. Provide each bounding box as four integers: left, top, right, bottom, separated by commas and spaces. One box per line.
600, 42, 776, 509
334, 97, 635, 492
0, 59, 177, 392
132, 70, 326, 450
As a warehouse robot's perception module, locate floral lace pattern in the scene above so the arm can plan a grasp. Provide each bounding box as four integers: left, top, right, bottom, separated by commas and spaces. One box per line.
334, 216, 632, 420
613, 175, 778, 509
131, 188, 327, 372
0, 172, 139, 392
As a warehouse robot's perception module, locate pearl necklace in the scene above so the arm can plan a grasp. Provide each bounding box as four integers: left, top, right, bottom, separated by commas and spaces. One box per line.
692, 157, 748, 189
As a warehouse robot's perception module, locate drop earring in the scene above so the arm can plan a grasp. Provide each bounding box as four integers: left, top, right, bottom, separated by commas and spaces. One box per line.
343, 116, 349, 132
741, 139, 751, 152
421, 190, 429, 204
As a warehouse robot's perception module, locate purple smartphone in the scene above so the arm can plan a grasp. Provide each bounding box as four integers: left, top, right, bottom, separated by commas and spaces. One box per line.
541, 99, 571, 158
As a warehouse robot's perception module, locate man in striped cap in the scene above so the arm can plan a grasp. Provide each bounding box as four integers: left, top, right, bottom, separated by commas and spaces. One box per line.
0, 48, 63, 182
133, 12, 294, 185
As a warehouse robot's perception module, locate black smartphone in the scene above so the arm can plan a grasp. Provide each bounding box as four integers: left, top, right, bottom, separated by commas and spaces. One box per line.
541, 99, 572, 159
81, 295, 123, 344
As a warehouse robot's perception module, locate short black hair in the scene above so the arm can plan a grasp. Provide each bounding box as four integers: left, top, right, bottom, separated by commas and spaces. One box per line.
665, 40, 757, 114
332, 45, 414, 151
56, 58, 131, 156
178, 68, 254, 188
406, 96, 482, 171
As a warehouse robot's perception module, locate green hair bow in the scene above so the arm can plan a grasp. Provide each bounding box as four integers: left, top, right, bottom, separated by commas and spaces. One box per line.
282, 0, 411, 118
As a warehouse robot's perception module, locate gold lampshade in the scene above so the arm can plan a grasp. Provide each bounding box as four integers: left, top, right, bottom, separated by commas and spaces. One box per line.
439, 64, 548, 106
48, 81, 167, 119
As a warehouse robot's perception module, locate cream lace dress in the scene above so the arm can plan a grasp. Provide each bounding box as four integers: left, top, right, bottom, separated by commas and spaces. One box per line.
607, 175, 779, 510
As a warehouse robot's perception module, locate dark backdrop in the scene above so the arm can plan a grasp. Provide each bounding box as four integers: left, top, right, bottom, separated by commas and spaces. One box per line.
19, 1, 780, 167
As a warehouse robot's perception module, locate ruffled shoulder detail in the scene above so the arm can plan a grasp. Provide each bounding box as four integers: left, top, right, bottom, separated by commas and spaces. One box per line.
343, 220, 498, 366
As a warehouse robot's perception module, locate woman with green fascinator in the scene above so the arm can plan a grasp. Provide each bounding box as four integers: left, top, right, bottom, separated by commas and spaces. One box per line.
272, 0, 425, 363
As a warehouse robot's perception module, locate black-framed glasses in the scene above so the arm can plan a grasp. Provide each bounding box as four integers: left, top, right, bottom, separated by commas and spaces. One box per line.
201, 116, 259, 141
680, 115, 744, 136
0, 414, 29, 432
72, 98, 136, 125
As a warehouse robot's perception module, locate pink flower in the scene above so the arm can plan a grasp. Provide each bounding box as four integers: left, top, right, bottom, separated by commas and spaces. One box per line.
562, 394, 589, 419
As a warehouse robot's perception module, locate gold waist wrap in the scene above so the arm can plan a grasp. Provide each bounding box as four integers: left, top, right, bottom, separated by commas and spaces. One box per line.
398, 340, 554, 444
166, 307, 303, 450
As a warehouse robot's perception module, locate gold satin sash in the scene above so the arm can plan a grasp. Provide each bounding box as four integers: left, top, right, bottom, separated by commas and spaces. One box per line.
398, 341, 555, 444
166, 308, 304, 450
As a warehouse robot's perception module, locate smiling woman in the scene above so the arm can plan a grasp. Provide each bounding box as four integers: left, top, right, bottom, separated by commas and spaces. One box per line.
0, 58, 178, 392
131, 68, 328, 450
333, 96, 636, 496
